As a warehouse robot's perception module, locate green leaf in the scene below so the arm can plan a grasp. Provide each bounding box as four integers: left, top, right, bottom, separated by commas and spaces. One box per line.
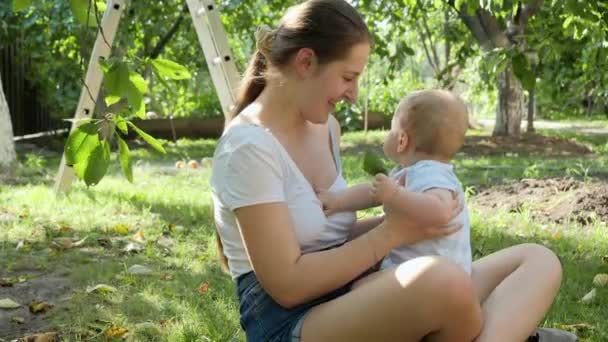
127, 122, 166, 154
69, 0, 99, 27
403, 45, 415, 56
105, 95, 121, 107
114, 116, 128, 135
64, 122, 99, 166
73, 140, 111, 186
103, 61, 130, 98
512, 53, 535, 91
126, 71, 147, 119
12, 0, 34, 12
363, 152, 387, 176
117, 136, 133, 183
151, 58, 192, 80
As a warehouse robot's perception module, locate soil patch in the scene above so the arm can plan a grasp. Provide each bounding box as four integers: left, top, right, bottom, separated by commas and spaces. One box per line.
471, 177, 608, 225
0, 271, 72, 340
342, 133, 594, 157
461, 134, 593, 156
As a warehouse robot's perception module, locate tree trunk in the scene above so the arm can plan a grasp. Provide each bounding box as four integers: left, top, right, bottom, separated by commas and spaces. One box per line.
493, 64, 524, 136
527, 87, 535, 133
0, 71, 16, 171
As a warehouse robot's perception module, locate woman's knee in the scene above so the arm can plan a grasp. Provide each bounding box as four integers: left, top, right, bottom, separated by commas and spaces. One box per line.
394, 257, 482, 327
520, 243, 563, 282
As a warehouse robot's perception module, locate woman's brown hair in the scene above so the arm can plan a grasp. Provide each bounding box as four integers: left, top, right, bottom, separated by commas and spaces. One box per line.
216, 0, 372, 270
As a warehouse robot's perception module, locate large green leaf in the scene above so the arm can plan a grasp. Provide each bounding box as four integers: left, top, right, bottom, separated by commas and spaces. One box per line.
114, 116, 128, 135
512, 53, 536, 91
363, 152, 387, 176
151, 58, 192, 80
12, 0, 34, 12
125, 71, 148, 119
117, 136, 133, 183
127, 122, 166, 154
73, 140, 111, 186
103, 61, 130, 99
69, 0, 100, 27
64, 121, 99, 166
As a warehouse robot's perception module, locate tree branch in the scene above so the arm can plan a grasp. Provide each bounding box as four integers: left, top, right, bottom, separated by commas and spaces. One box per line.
518, 0, 544, 25
149, 2, 188, 59
420, 9, 441, 69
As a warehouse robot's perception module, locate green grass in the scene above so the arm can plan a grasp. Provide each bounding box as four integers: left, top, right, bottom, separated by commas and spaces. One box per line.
1, 129, 607, 341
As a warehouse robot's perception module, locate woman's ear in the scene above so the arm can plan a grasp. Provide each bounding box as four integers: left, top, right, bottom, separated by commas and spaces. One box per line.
397, 131, 410, 153
293, 48, 317, 78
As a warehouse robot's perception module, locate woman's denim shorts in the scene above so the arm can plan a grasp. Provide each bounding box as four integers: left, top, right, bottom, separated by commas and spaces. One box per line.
236, 271, 353, 342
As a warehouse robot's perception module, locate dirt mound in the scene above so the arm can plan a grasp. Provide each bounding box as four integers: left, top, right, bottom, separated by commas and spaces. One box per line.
471, 178, 608, 225
462, 134, 593, 156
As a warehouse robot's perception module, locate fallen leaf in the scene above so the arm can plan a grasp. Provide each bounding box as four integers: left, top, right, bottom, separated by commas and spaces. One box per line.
580, 288, 596, 303
29, 301, 53, 314
51, 236, 88, 250
15, 331, 59, 342
12, 315, 25, 324
557, 323, 594, 333
127, 264, 153, 275
132, 229, 145, 243
197, 282, 209, 295
0, 298, 21, 309
123, 242, 144, 253
58, 225, 73, 234
114, 224, 130, 235
104, 325, 128, 338
0, 277, 16, 287
592, 273, 608, 287
156, 235, 174, 249
97, 237, 112, 248
551, 231, 562, 240
86, 284, 118, 294
160, 274, 174, 281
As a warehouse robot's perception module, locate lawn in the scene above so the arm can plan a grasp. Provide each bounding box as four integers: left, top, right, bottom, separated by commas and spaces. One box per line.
1, 126, 607, 341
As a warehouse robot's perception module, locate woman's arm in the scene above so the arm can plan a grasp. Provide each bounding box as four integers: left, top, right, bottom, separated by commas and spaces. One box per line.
235, 202, 395, 308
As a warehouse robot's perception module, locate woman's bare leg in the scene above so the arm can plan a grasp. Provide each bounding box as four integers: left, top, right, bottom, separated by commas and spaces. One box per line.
471, 243, 562, 342
300, 256, 483, 342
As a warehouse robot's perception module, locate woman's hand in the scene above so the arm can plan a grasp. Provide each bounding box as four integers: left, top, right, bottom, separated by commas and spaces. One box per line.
382, 175, 463, 246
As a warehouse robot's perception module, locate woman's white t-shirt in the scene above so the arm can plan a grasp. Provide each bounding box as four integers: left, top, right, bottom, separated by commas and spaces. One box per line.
210, 123, 356, 279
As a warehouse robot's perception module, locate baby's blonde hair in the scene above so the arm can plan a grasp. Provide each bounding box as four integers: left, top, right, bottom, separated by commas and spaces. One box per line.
397, 89, 469, 160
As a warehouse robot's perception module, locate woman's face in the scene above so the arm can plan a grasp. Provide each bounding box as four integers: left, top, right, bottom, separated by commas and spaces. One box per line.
297, 42, 370, 124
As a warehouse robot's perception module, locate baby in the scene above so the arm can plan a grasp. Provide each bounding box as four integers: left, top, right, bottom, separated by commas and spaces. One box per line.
320, 89, 472, 273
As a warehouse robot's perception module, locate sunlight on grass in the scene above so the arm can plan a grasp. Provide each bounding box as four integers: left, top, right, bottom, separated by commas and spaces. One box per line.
1, 129, 607, 341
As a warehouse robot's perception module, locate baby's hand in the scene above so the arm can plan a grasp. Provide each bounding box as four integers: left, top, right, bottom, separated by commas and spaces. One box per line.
316, 189, 342, 216
371, 173, 400, 204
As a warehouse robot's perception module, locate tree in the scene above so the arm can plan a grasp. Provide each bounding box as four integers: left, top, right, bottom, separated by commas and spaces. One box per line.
0, 71, 16, 172
451, 0, 543, 136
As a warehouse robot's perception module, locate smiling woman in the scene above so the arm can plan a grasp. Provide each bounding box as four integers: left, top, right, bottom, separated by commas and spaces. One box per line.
208, 1, 574, 342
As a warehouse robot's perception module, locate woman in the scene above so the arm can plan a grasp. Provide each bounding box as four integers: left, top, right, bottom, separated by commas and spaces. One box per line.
210, 1, 576, 341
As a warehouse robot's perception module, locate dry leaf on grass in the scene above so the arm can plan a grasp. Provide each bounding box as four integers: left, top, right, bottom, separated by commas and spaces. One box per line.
29, 301, 53, 314
197, 282, 209, 295
592, 273, 608, 287
0, 298, 21, 309
104, 325, 128, 338
15, 331, 59, 342
86, 284, 118, 294
132, 229, 145, 243
114, 224, 130, 235
12, 315, 25, 324
580, 288, 597, 303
